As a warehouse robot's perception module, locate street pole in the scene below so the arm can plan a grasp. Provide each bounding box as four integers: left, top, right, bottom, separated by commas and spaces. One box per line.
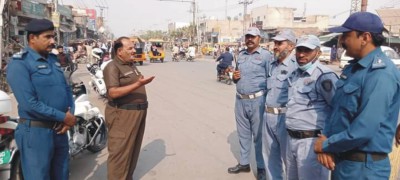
53, 0, 60, 45
0, 0, 5, 70
239, 0, 253, 35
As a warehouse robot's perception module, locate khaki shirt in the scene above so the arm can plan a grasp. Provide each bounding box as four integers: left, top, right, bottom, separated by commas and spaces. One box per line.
103, 57, 147, 105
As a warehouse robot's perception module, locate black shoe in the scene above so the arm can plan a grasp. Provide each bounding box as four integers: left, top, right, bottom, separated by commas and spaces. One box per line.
227, 164, 251, 174
257, 168, 266, 180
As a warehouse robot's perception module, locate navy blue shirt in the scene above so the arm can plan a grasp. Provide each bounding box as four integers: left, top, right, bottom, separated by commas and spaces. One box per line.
323, 47, 400, 154
216, 52, 234, 67
6, 47, 74, 122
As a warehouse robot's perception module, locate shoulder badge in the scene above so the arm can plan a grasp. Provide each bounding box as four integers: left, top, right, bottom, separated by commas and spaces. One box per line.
12, 51, 27, 60
37, 64, 48, 69
321, 79, 333, 91
372, 58, 386, 69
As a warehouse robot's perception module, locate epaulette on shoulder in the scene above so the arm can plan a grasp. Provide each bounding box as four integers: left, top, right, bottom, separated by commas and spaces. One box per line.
12, 50, 27, 60
371, 56, 386, 69
48, 52, 58, 57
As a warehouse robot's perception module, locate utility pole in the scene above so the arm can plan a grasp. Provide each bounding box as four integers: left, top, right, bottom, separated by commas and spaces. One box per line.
350, 0, 361, 14
361, 0, 368, 12
53, 0, 60, 44
96, 5, 108, 19
159, 0, 197, 43
225, 0, 227, 19
239, 0, 253, 35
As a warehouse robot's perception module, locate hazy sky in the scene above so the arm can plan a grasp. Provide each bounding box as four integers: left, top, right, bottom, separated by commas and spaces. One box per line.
62, 0, 400, 37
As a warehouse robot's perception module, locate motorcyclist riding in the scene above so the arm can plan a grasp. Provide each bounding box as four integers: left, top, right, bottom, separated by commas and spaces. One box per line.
172, 44, 179, 59
216, 47, 234, 77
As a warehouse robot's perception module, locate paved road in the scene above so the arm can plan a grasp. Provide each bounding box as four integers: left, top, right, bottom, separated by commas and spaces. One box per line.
8, 55, 344, 180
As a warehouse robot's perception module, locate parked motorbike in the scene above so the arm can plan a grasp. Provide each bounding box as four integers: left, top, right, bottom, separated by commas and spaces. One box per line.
0, 90, 22, 180
66, 67, 108, 156
69, 80, 108, 156
86, 63, 107, 97
217, 65, 234, 85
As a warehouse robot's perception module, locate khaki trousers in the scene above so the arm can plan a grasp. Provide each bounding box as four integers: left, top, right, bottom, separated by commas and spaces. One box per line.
105, 104, 147, 180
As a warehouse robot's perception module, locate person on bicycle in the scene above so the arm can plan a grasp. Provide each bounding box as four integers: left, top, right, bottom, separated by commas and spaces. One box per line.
216, 47, 234, 77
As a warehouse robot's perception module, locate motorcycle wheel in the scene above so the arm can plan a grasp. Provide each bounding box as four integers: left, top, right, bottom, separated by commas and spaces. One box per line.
10, 154, 24, 180
87, 120, 108, 153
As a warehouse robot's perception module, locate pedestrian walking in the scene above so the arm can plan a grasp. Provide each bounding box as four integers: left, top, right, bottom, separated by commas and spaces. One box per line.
262, 29, 297, 180
285, 35, 338, 180
6, 18, 76, 180
228, 27, 272, 180
314, 12, 400, 180
103, 36, 155, 180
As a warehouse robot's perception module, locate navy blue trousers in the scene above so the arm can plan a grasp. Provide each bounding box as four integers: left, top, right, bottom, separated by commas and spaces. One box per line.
15, 120, 69, 180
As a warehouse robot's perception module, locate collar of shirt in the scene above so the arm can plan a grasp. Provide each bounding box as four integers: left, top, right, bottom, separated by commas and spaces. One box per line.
114, 56, 132, 65
244, 46, 262, 55
25, 47, 46, 61
299, 60, 320, 76
356, 47, 382, 68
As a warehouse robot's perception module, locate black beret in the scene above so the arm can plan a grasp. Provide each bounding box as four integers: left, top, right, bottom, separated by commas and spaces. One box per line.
25, 19, 55, 33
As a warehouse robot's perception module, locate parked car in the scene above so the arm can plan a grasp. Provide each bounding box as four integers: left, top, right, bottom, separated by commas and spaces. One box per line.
339, 46, 400, 68
319, 46, 331, 64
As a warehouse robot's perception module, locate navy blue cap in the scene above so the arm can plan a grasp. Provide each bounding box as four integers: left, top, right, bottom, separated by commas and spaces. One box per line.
329, 12, 384, 34
25, 19, 55, 33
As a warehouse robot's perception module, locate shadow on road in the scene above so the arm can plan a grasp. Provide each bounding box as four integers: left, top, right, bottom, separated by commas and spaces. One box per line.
69, 149, 108, 180
227, 131, 258, 178
133, 139, 167, 180
228, 131, 240, 163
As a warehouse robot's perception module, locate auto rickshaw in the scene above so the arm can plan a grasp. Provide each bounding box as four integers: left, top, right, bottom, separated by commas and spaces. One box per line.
201, 43, 213, 55
129, 36, 146, 65
148, 39, 165, 63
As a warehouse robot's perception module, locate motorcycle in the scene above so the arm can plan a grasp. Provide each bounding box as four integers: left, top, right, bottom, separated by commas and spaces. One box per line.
0, 90, 22, 180
217, 65, 234, 85
69, 80, 108, 157
86, 59, 107, 97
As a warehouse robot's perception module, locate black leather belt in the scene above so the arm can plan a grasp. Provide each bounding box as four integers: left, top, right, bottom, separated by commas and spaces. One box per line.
287, 129, 321, 139
19, 118, 59, 129
108, 101, 148, 110
337, 151, 388, 162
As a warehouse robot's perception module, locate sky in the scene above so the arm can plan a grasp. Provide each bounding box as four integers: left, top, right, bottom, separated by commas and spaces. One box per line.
62, 0, 400, 37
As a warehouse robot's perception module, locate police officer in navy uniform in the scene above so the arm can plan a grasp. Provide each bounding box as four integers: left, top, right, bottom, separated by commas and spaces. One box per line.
314, 12, 400, 180
228, 27, 272, 180
6, 19, 76, 180
262, 29, 297, 180
285, 35, 338, 180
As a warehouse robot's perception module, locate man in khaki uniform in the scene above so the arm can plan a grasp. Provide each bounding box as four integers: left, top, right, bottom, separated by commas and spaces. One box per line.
103, 36, 155, 180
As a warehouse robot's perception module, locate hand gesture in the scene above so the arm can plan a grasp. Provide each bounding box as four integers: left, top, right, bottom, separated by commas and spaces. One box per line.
63, 108, 77, 127
314, 134, 327, 153
317, 153, 335, 170
138, 75, 155, 86
55, 123, 71, 135
233, 70, 241, 80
